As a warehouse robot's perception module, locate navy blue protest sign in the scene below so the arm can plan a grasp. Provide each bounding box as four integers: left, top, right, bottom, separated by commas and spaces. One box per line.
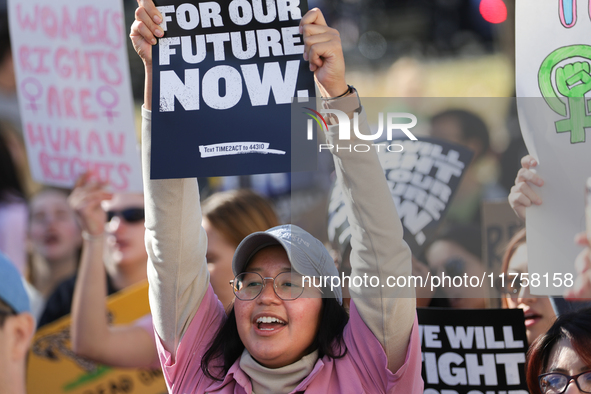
328, 138, 474, 256
151, 0, 315, 178
418, 308, 529, 394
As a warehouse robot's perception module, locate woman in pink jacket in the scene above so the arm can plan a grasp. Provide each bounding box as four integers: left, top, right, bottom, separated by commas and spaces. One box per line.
131, 2, 423, 392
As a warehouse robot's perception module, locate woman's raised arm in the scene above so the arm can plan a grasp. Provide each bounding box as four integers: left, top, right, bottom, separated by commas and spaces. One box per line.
301, 8, 416, 374
69, 175, 158, 367
132, 0, 212, 356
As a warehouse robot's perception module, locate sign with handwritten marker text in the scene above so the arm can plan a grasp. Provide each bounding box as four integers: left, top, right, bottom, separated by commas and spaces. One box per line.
150, 0, 316, 178
328, 138, 473, 257
516, 0, 591, 294
8, 0, 143, 192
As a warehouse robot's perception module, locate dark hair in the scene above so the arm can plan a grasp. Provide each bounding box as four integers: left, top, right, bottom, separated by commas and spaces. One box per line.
201, 296, 349, 380
0, 128, 25, 204
526, 307, 591, 394
431, 109, 491, 160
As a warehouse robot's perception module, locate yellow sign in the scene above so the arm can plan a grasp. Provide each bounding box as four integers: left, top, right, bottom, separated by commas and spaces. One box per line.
27, 281, 167, 394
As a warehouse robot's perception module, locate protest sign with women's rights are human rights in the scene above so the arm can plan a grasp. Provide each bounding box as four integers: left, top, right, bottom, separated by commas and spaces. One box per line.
8, 0, 143, 192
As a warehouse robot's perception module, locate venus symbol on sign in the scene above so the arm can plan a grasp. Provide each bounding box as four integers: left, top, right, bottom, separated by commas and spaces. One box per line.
21, 77, 43, 113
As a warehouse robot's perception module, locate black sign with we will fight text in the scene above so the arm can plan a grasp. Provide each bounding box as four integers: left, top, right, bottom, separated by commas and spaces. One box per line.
418, 308, 529, 394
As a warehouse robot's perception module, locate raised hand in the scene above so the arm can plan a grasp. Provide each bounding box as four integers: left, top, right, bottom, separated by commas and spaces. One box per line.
68, 173, 113, 237
300, 8, 348, 98
129, 0, 164, 66
508, 155, 544, 220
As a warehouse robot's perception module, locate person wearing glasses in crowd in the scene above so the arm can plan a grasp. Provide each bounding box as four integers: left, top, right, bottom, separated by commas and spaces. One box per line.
0, 252, 35, 394
131, 2, 422, 393
526, 307, 591, 394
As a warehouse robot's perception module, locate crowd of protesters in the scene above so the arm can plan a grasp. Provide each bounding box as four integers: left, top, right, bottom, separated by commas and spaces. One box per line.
2, 1, 591, 393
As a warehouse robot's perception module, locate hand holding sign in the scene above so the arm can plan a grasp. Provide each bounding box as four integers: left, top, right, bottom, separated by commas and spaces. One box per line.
130, 0, 164, 67
299, 9, 347, 98
130, 4, 347, 97
508, 155, 544, 221
135, 1, 345, 178
556, 61, 591, 98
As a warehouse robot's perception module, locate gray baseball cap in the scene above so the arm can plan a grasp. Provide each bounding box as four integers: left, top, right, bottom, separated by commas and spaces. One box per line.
232, 224, 342, 304
0, 252, 30, 314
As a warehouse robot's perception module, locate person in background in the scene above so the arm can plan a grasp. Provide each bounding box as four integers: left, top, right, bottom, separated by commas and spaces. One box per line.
68, 173, 158, 368
430, 109, 506, 226
38, 179, 148, 328
0, 252, 35, 394
424, 225, 489, 309
525, 307, 591, 394
0, 127, 27, 275
28, 188, 82, 299
501, 229, 556, 345
202, 189, 280, 309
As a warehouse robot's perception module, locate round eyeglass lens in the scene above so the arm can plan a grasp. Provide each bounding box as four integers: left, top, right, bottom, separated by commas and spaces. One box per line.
233, 272, 264, 300
540, 372, 591, 394
579, 372, 591, 392
232, 272, 308, 300
274, 271, 305, 300
540, 374, 567, 393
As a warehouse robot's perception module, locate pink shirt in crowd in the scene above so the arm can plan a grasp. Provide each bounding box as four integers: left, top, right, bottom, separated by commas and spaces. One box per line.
156, 286, 424, 393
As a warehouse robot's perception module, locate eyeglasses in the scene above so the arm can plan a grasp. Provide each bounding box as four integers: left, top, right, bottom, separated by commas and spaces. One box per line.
106, 208, 145, 224
539, 371, 591, 393
230, 272, 322, 301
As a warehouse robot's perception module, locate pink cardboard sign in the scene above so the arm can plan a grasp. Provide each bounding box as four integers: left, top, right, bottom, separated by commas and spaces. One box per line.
8, 0, 143, 191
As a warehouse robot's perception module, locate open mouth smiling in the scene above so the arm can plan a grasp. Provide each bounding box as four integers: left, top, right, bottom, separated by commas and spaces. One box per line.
254, 315, 287, 332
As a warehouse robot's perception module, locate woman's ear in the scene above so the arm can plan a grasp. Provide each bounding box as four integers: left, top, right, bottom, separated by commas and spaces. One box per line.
6, 313, 35, 362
